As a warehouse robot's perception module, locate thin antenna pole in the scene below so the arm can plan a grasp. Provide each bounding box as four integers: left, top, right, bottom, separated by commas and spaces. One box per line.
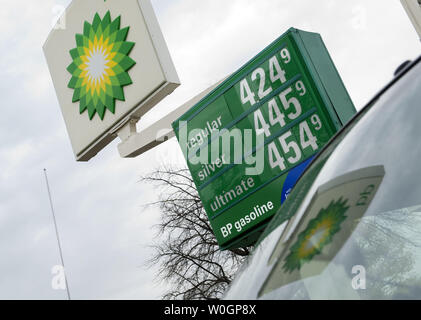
43, 168, 71, 300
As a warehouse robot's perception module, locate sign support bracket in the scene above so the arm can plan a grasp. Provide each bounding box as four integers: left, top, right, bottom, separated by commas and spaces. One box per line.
117, 77, 229, 158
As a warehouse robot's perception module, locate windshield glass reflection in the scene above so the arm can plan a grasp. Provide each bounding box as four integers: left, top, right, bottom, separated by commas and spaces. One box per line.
259, 166, 385, 297
259, 62, 421, 299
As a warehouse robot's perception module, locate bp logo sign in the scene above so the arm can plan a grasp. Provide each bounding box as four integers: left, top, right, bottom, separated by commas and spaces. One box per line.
67, 11, 136, 120
283, 197, 350, 273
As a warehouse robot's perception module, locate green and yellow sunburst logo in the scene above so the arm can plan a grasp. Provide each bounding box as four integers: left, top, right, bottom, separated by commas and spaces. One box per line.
283, 197, 350, 273
67, 11, 136, 120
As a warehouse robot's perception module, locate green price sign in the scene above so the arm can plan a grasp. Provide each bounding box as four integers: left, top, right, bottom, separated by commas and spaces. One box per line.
172, 28, 356, 250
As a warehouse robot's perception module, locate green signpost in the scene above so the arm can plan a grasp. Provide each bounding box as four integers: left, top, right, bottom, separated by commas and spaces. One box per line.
172, 28, 356, 250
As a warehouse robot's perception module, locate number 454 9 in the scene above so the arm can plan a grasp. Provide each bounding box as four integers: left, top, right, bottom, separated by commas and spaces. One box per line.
268, 118, 321, 171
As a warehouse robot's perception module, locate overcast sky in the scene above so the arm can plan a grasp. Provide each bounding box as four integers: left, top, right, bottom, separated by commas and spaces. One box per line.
0, 0, 420, 299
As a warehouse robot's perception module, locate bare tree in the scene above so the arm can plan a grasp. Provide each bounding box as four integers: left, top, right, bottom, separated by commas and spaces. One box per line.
142, 165, 251, 300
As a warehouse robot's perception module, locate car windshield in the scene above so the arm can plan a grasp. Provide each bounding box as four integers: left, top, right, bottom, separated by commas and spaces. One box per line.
225, 58, 421, 300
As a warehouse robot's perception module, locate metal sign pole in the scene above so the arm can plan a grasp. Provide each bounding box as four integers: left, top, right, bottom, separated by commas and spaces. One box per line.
43, 169, 71, 300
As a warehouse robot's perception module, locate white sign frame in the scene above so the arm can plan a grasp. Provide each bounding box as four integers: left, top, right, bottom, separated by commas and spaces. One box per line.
401, 0, 421, 40
43, 0, 180, 161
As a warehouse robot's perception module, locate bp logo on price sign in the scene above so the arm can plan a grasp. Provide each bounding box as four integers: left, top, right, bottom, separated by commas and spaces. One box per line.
172, 28, 356, 250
